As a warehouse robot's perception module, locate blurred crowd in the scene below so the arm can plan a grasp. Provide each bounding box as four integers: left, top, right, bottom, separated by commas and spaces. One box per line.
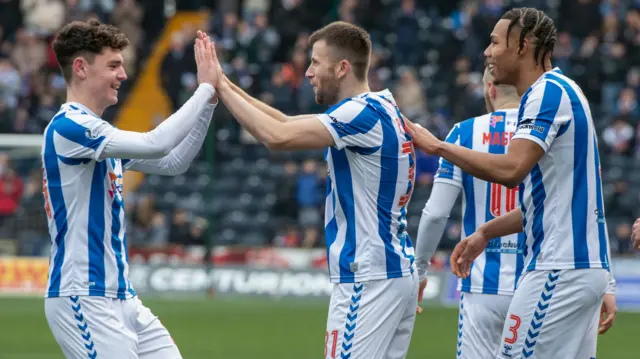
0, 0, 639, 258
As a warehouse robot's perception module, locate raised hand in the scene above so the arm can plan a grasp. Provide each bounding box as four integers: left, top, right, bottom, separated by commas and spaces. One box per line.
196, 30, 224, 88
194, 30, 221, 88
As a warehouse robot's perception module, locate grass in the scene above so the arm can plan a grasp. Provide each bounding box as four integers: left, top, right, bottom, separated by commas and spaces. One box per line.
0, 296, 636, 358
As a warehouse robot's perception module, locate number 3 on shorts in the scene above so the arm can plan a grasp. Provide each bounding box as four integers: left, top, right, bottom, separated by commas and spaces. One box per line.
325, 330, 338, 358
505, 314, 521, 344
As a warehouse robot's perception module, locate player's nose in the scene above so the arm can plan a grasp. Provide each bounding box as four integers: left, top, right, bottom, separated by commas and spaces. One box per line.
117, 70, 127, 81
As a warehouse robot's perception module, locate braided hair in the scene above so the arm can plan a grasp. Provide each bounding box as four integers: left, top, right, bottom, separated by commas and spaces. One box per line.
501, 8, 557, 71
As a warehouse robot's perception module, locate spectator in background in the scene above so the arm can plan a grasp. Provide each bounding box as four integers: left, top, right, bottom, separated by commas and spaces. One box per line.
0, 154, 23, 227
160, 32, 188, 112
394, 67, 427, 120
603, 116, 635, 156
296, 159, 322, 229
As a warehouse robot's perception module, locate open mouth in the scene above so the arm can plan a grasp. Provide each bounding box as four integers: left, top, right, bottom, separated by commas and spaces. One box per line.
110, 84, 120, 91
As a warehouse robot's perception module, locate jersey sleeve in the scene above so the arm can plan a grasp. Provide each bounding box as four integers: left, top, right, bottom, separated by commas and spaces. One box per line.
316, 99, 382, 151
51, 114, 117, 161
512, 80, 570, 153
433, 124, 463, 188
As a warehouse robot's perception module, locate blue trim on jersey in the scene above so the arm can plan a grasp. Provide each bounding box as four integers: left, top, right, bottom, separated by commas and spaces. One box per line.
546, 73, 592, 268
592, 137, 609, 269
437, 126, 460, 180
331, 147, 357, 282
44, 118, 70, 296
482, 111, 507, 294
459, 119, 475, 292
366, 97, 403, 278
88, 162, 107, 296
515, 231, 525, 288
54, 116, 106, 152
325, 156, 338, 277
329, 102, 379, 139
529, 82, 562, 142
527, 165, 547, 270
57, 155, 92, 166
108, 159, 127, 299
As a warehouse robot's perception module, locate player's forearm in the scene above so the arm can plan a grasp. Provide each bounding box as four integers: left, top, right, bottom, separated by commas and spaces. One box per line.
226, 77, 289, 123
415, 182, 461, 280
126, 105, 215, 175
217, 81, 288, 148
437, 142, 521, 188
101, 84, 215, 160
477, 208, 523, 241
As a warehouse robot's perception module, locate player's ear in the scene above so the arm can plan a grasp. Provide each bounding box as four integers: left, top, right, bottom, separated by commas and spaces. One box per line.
517, 37, 530, 56
73, 57, 89, 80
336, 59, 350, 80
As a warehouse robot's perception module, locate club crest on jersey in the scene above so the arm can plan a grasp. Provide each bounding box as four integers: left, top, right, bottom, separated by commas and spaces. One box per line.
490, 114, 504, 128
108, 172, 124, 199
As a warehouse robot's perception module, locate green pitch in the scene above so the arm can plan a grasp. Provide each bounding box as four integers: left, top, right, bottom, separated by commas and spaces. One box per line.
0, 296, 635, 358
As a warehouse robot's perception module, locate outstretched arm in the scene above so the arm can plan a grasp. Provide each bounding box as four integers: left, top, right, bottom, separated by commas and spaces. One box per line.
123, 101, 217, 175
216, 78, 334, 151
408, 80, 568, 188
225, 77, 316, 123
98, 84, 216, 160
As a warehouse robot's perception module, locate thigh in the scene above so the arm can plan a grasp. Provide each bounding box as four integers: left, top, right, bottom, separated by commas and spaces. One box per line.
458, 293, 512, 359
384, 272, 419, 359
575, 304, 600, 359
133, 297, 183, 359
325, 276, 415, 359
45, 296, 137, 359
497, 269, 607, 359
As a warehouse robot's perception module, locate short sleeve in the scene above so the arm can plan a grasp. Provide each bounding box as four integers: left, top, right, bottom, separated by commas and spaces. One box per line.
51, 114, 117, 161
433, 124, 463, 188
316, 99, 383, 151
512, 80, 570, 153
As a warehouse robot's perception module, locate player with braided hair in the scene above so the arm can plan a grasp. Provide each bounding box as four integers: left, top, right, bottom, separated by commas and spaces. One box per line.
408, 7, 616, 359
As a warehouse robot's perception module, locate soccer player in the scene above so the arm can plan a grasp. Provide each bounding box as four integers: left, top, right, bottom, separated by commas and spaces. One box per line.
407, 8, 617, 358
414, 66, 523, 359
200, 22, 418, 359
42, 21, 218, 358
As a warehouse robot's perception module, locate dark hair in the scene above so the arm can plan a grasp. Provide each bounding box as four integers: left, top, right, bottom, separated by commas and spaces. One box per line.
53, 20, 129, 82
501, 7, 557, 70
308, 21, 371, 81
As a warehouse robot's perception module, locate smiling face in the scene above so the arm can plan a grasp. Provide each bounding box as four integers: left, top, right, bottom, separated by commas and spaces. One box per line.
484, 19, 523, 86
78, 48, 127, 107
305, 40, 342, 106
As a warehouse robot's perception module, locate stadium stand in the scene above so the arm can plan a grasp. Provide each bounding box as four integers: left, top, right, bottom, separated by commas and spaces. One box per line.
0, 0, 638, 260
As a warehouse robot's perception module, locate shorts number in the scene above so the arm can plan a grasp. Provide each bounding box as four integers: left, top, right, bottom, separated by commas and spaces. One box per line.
504, 314, 521, 344
490, 183, 518, 217
325, 330, 338, 358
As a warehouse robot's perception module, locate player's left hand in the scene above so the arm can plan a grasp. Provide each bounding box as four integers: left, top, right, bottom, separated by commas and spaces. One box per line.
632, 218, 640, 250
450, 231, 488, 278
405, 121, 442, 155
598, 293, 617, 335
416, 277, 427, 315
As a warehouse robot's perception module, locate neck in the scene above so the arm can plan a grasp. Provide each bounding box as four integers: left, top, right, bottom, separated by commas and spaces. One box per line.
515, 60, 551, 96
66, 85, 104, 117
493, 100, 520, 111
337, 79, 370, 103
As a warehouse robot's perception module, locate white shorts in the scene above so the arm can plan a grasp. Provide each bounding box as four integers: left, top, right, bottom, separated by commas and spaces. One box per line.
457, 292, 512, 359
45, 295, 182, 359
497, 269, 607, 359
325, 272, 419, 359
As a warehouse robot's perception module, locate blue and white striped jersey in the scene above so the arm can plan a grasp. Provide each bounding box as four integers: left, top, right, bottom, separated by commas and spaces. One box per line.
512, 68, 610, 272
436, 109, 525, 295
42, 102, 135, 299
317, 89, 416, 283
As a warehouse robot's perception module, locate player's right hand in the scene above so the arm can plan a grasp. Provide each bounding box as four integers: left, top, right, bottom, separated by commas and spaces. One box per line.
416, 277, 427, 315
194, 30, 222, 88
450, 231, 488, 278
632, 217, 640, 250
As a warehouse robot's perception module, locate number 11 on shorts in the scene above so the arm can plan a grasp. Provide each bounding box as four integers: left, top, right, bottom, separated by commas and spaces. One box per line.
325, 330, 338, 358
